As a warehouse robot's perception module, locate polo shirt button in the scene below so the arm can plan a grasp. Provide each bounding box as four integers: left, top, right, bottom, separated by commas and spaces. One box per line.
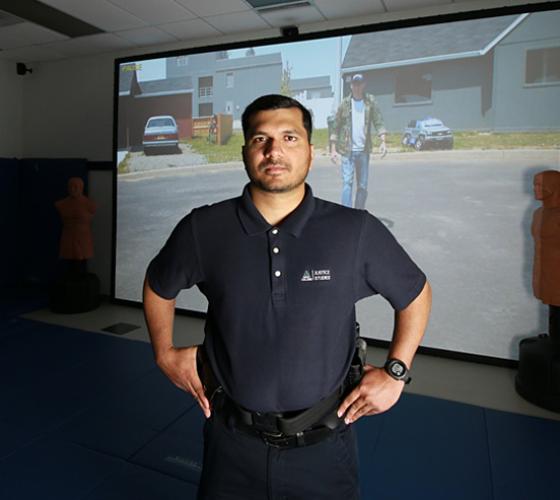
271, 228, 279, 235
274, 270, 282, 277
272, 247, 279, 254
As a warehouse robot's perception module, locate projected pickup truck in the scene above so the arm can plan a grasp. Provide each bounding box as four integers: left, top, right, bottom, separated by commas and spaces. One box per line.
142, 115, 179, 155
401, 118, 454, 151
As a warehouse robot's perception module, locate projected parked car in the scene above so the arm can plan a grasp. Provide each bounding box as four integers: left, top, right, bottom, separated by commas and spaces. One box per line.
142, 115, 179, 154
402, 118, 453, 151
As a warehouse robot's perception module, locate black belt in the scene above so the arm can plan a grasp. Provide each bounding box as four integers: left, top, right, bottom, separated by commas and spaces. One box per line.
231, 385, 344, 436
216, 389, 345, 449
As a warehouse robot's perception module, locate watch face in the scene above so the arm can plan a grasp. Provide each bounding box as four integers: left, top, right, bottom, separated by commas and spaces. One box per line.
390, 362, 405, 377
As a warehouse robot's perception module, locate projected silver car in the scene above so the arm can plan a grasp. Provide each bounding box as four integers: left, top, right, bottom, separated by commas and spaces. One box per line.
142, 115, 179, 154
402, 118, 453, 151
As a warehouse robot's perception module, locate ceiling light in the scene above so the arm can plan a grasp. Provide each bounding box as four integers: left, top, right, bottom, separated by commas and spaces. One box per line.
0, 0, 103, 38
246, 0, 313, 13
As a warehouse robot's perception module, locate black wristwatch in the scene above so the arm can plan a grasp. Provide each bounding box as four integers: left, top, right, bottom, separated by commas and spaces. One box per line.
384, 358, 412, 384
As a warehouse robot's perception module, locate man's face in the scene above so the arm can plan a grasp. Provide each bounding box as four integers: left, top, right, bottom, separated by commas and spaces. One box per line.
242, 107, 313, 194
350, 81, 365, 99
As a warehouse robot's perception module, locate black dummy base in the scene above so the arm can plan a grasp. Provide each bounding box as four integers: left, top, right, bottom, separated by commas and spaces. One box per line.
50, 271, 100, 314
515, 306, 560, 413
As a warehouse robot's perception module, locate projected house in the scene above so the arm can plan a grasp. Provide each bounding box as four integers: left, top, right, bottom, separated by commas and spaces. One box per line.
341, 11, 560, 131
290, 76, 334, 129
167, 51, 283, 122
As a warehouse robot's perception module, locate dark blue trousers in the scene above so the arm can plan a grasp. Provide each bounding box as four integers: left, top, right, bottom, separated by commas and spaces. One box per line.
197, 414, 360, 499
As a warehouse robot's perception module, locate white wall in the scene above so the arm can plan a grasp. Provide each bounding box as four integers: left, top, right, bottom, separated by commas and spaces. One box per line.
22, 54, 115, 160
0, 59, 23, 158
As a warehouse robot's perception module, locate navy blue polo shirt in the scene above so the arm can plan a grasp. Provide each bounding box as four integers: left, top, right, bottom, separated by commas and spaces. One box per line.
147, 184, 426, 413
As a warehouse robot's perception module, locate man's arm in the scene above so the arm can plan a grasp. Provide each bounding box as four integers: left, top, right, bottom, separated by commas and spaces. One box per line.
330, 103, 343, 163
338, 280, 432, 424
368, 95, 387, 156
143, 278, 210, 417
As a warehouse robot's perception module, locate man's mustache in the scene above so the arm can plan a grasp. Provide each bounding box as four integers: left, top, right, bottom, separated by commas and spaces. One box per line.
259, 160, 290, 171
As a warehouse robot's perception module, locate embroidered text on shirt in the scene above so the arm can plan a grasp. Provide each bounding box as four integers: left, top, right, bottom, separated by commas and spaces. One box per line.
301, 269, 331, 282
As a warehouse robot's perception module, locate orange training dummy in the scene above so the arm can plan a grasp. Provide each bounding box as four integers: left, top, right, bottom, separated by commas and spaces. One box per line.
531, 170, 560, 306
54, 177, 96, 261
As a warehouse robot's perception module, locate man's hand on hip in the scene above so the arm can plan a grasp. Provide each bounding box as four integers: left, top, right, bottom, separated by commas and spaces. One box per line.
337, 364, 404, 424
157, 345, 211, 418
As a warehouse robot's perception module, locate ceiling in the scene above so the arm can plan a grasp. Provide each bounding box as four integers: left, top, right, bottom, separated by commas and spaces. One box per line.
0, 0, 552, 63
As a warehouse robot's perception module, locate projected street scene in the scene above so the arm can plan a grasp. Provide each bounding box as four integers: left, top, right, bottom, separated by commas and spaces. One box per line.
115, 11, 560, 360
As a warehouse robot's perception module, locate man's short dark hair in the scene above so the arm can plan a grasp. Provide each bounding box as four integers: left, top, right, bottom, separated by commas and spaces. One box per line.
242, 94, 313, 142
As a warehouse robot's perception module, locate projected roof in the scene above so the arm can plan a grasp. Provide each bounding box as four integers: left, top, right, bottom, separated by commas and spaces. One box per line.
138, 76, 194, 96
342, 14, 526, 70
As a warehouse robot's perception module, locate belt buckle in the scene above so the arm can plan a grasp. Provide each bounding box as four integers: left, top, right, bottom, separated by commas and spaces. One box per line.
252, 411, 280, 435
260, 431, 292, 448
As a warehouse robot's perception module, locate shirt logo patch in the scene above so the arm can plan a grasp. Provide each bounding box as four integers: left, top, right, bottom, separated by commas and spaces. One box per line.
301, 269, 331, 282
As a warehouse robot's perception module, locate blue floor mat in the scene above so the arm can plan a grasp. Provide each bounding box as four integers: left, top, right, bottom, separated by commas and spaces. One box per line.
130, 404, 205, 485
486, 408, 560, 500
360, 393, 493, 500
92, 367, 197, 431
1, 322, 156, 432
81, 463, 199, 500
0, 438, 124, 500
0, 319, 119, 387
55, 407, 160, 460
0, 420, 40, 461
1, 314, 560, 499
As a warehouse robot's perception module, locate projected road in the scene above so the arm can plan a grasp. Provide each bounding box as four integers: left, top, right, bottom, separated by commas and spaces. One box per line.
116, 149, 558, 359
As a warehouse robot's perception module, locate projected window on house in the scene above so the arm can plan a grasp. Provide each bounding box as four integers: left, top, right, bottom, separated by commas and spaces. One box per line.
199, 103, 213, 116
526, 47, 560, 84
198, 76, 213, 97
395, 67, 432, 103
176, 56, 188, 67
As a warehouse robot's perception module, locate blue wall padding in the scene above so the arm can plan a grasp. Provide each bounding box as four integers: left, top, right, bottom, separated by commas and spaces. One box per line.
0, 158, 20, 288
18, 158, 87, 287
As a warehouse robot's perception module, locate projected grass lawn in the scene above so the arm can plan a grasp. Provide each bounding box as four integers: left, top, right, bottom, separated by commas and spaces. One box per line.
180, 130, 560, 165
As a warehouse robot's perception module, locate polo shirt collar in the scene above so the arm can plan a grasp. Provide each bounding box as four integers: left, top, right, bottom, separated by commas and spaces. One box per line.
237, 183, 315, 238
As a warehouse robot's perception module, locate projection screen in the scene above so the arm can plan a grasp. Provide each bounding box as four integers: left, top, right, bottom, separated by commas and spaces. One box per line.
114, 8, 560, 361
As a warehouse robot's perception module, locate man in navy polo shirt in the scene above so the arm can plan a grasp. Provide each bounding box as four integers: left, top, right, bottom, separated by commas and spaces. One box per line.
143, 94, 431, 499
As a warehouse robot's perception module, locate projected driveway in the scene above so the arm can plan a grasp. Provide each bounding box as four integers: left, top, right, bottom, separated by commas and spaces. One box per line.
123, 143, 207, 173
116, 149, 559, 359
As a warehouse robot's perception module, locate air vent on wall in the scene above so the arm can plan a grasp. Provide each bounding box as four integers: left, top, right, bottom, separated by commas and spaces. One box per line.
246, 0, 313, 13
